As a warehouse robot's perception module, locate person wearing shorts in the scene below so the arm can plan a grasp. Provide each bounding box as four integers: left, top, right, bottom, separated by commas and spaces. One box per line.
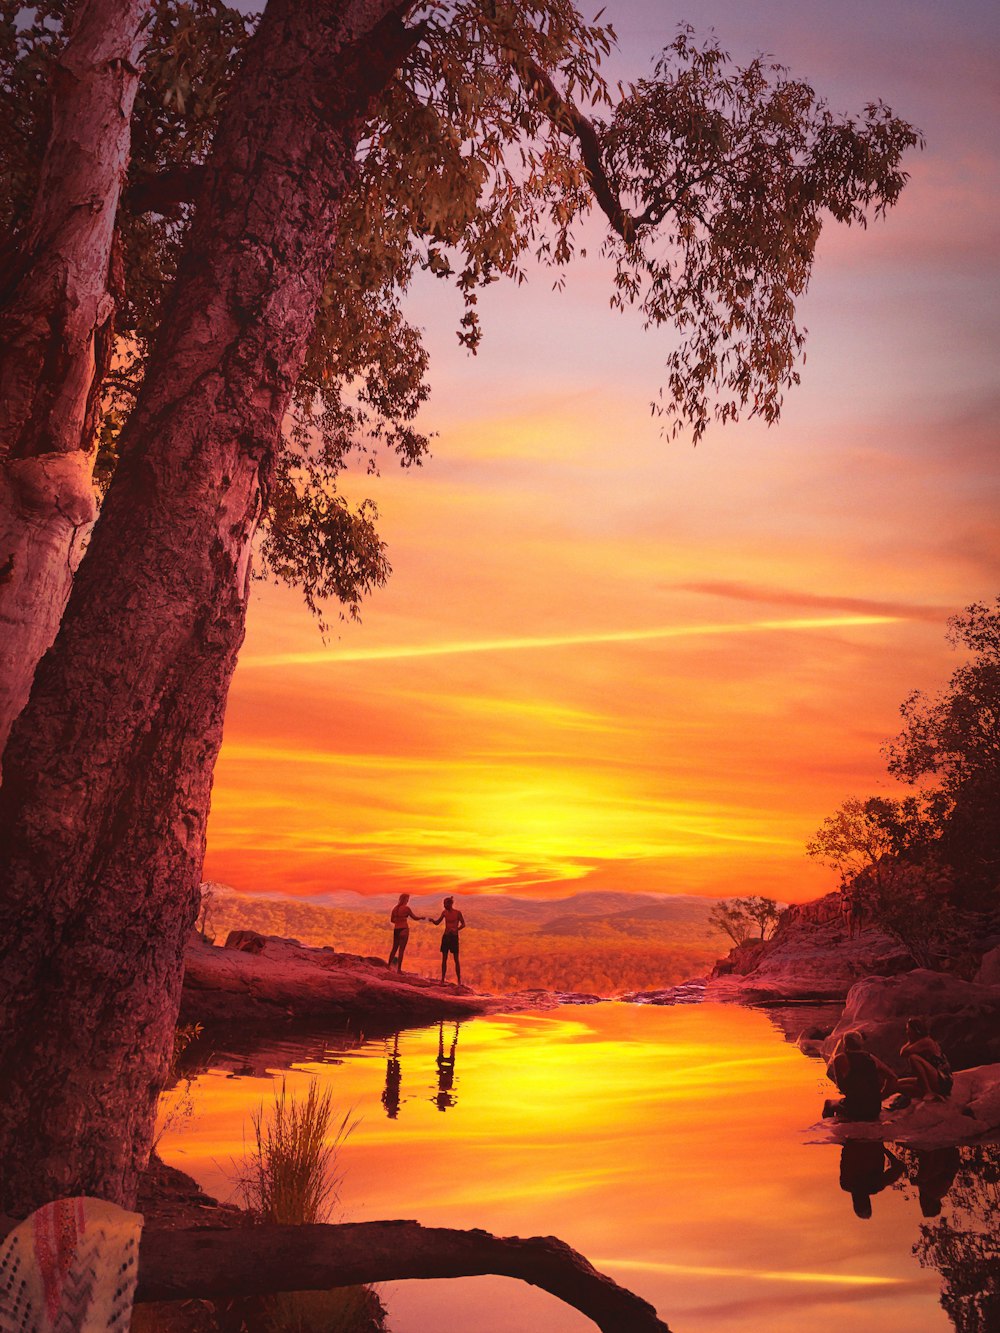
431, 896, 466, 985
387, 893, 424, 972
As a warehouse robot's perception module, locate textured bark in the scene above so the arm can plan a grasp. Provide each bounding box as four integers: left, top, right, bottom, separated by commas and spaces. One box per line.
0, 454, 97, 759
0, 0, 149, 756
0, 0, 418, 1217
134, 1221, 673, 1333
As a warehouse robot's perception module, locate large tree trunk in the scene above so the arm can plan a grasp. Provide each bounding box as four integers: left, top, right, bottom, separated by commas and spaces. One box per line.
0, 0, 417, 1218
0, 0, 150, 758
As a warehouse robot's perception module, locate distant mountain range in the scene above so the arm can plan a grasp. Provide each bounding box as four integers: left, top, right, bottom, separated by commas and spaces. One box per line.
307, 887, 717, 927
200, 884, 729, 997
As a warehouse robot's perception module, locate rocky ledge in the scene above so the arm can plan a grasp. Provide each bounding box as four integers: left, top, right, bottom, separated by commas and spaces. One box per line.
180, 931, 494, 1028
815, 959, 1000, 1071
702, 892, 914, 1004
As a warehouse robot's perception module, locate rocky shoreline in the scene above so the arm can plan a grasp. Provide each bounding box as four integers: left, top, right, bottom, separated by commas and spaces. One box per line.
180, 931, 496, 1028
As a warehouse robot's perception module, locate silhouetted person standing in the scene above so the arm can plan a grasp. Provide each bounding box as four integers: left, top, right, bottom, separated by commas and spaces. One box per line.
387, 892, 424, 972
431, 896, 466, 985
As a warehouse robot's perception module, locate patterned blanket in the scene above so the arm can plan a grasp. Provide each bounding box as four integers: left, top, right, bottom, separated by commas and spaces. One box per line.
0, 1197, 142, 1332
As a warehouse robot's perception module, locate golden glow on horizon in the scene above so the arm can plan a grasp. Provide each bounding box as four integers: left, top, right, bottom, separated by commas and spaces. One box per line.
208, 597, 927, 899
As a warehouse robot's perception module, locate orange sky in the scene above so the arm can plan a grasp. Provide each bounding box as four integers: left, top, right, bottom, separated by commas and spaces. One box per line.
204, 0, 1000, 905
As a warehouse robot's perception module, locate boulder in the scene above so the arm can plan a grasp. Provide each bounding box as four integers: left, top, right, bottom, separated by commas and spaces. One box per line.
224, 929, 267, 954
809, 1062, 1000, 1148
823, 969, 1000, 1071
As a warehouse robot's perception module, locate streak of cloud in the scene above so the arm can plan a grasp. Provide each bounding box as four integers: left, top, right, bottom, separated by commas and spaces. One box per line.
594, 1258, 908, 1287
672, 583, 950, 623
240, 614, 903, 670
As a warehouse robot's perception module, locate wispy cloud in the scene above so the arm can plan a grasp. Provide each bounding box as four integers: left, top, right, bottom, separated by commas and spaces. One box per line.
240, 614, 903, 670
673, 582, 949, 623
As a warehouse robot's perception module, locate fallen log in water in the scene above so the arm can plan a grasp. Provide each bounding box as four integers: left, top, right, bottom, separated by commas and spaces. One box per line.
137, 1218, 672, 1332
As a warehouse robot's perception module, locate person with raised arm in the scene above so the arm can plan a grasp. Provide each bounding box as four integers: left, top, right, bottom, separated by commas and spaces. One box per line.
431, 896, 466, 985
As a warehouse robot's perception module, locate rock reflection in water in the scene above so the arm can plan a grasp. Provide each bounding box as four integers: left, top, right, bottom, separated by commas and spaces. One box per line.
906, 1144, 1000, 1333
831, 1140, 999, 1332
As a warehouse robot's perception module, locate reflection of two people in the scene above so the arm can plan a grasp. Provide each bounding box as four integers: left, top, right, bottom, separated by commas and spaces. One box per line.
380, 1022, 461, 1118
838, 1142, 961, 1220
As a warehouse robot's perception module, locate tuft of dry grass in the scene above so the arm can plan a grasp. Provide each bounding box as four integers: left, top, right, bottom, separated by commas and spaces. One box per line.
232, 1082, 383, 1331
236, 1079, 357, 1225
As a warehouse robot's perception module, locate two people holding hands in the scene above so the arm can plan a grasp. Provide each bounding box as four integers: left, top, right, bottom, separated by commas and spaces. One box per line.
387, 893, 467, 985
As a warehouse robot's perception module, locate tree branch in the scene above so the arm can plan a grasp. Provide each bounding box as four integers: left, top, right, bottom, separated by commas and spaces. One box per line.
518, 54, 636, 243
135, 1219, 672, 1332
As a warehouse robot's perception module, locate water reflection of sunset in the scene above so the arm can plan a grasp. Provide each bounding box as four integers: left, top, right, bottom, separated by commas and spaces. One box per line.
158, 1004, 948, 1332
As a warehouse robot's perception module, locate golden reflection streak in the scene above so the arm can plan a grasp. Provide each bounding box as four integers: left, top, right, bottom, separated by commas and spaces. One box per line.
594, 1260, 908, 1287
239, 614, 901, 669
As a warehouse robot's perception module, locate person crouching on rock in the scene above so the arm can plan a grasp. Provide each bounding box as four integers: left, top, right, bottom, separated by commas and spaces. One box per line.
896, 1018, 953, 1104
824, 1030, 896, 1121
388, 893, 424, 972
431, 896, 466, 985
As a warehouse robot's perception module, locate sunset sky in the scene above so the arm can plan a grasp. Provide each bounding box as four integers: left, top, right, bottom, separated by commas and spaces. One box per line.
204, 0, 999, 905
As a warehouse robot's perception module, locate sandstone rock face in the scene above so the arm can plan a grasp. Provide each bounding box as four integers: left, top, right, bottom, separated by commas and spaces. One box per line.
809, 1062, 1000, 1148
704, 892, 913, 1004
824, 969, 1000, 1071
181, 933, 493, 1027
975, 944, 1000, 987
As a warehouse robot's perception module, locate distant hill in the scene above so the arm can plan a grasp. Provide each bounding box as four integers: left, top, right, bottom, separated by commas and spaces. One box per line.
199, 884, 729, 997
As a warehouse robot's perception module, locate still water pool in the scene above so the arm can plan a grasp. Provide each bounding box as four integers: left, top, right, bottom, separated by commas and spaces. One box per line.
157, 1002, 995, 1333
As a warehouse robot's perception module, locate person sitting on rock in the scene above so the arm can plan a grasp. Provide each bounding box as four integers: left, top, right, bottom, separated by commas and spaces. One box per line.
431, 896, 466, 985
896, 1018, 953, 1103
387, 893, 424, 972
824, 1030, 896, 1121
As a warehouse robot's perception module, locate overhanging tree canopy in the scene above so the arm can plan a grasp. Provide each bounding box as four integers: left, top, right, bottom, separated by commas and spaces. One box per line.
2, 0, 921, 612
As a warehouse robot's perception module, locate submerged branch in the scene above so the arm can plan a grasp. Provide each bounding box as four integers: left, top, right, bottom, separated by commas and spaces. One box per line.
136, 1218, 672, 1332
